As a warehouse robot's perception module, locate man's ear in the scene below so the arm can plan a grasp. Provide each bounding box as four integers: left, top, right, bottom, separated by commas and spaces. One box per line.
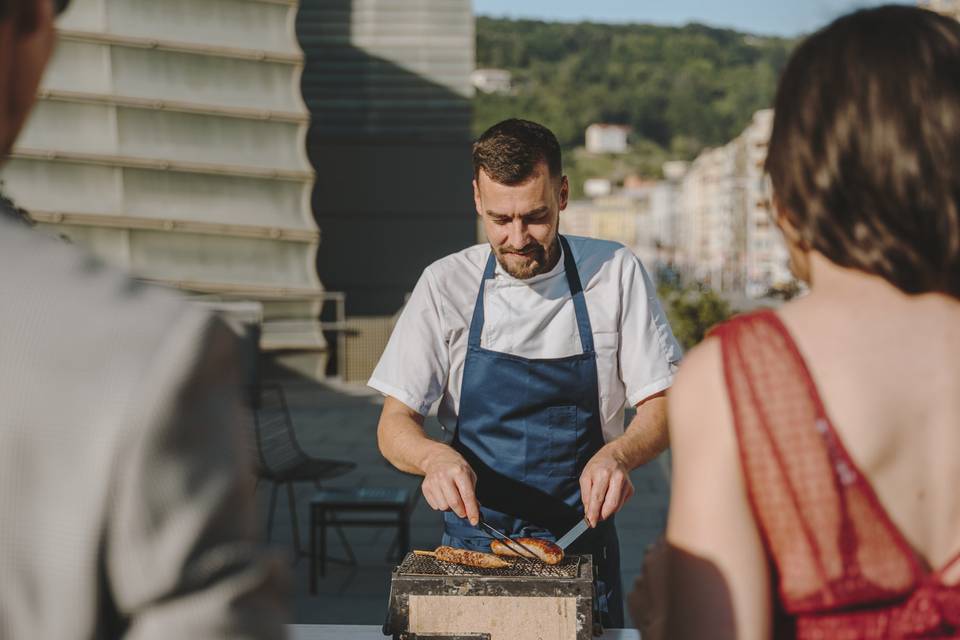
558, 175, 569, 211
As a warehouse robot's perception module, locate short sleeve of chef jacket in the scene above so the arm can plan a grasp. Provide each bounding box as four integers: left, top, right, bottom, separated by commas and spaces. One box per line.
617, 250, 683, 406
367, 266, 449, 416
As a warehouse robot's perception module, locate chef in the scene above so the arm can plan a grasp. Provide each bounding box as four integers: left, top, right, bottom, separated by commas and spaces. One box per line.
370, 118, 682, 628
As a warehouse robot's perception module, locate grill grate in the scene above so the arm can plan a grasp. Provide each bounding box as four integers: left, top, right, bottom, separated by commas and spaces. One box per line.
397, 552, 582, 578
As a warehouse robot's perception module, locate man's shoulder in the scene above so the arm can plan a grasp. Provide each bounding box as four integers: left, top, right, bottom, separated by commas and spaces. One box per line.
423, 242, 489, 283
566, 234, 632, 258
0, 220, 202, 366
564, 235, 641, 282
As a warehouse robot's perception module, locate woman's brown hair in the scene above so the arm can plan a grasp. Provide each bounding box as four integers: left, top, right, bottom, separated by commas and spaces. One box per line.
766, 5, 960, 297
0, 0, 70, 29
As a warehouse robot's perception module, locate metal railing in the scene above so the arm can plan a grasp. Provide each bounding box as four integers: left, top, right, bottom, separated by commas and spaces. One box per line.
143, 277, 350, 379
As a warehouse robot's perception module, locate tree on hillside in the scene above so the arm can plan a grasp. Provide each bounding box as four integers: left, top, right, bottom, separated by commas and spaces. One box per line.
658, 281, 735, 351
474, 17, 794, 168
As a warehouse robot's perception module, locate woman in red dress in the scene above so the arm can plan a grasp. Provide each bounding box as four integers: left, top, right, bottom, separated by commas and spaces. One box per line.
663, 5, 960, 639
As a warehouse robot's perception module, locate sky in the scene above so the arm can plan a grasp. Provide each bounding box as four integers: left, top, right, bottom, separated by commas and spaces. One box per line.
473, 1, 915, 37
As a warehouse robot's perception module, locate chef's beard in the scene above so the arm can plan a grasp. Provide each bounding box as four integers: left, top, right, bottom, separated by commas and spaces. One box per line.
494, 237, 561, 279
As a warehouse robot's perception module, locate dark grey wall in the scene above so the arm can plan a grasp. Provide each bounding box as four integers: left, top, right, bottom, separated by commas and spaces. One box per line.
298, 0, 476, 315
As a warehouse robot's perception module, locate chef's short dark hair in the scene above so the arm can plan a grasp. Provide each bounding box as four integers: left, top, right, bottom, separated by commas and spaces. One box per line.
766, 5, 960, 298
473, 119, 563, 185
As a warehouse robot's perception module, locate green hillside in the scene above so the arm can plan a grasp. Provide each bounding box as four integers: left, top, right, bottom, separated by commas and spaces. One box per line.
474, 17, 794, 187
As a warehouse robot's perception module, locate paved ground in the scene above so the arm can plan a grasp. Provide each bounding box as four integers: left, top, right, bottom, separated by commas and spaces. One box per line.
256, 378, 671, 628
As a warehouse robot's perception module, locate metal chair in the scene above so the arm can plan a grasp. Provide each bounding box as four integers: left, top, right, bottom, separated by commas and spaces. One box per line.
251, 383, 356, 560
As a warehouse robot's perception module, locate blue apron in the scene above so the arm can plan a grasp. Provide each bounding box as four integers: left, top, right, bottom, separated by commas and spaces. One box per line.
441, 235, 624, 628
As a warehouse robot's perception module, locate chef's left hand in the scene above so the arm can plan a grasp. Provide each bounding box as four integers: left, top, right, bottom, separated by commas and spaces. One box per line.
580, 446, 635, 527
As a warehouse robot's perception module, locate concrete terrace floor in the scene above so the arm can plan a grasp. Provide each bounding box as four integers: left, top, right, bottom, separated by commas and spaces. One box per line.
256, 378, 671, 628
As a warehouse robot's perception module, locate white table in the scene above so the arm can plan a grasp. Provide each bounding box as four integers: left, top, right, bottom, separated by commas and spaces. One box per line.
288, 625, 640, 639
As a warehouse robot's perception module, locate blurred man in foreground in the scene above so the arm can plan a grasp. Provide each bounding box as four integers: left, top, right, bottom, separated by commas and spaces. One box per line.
0, 1, 288, 637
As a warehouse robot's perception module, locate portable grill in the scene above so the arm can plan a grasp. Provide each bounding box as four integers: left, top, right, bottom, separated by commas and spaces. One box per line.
383, 551, 598, 640
398, 553, 583, 578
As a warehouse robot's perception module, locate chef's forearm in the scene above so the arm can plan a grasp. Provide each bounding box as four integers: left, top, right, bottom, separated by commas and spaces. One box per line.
606, 392, 669, 470
377, 398, 446, 476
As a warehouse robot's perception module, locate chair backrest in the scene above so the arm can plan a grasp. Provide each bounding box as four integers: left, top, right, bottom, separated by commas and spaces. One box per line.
252, 384, 309, 476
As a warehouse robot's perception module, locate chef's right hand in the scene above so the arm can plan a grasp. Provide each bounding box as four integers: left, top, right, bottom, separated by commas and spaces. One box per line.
421, 442, 480, 525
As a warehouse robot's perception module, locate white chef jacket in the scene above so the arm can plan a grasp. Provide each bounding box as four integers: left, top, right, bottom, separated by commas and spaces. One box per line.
368, 235, 683, 444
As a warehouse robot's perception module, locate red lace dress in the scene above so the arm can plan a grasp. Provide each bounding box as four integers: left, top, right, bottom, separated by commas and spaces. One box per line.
712, 309, 960, 639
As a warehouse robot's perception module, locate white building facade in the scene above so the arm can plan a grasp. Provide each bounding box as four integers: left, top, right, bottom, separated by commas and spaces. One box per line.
561, 177, 677, 284
561, 196, 642, 257
677, 145, 738, 291
741, 110, 792, 297
675, 109, 791, 297
3, 0, 326, 368
470, 68, 512, 94
644, 161, 688, 271
585, 124, 630, 154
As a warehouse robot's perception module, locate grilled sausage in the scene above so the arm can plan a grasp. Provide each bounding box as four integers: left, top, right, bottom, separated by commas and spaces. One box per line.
433, 545, 511, 569
490, 537, 564, 565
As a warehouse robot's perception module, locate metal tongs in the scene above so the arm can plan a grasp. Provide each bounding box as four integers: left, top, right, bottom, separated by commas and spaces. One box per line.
477, 516, 541, 562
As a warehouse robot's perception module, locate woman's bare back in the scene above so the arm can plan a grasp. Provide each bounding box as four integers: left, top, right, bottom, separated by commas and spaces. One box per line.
778, 257, 960, 576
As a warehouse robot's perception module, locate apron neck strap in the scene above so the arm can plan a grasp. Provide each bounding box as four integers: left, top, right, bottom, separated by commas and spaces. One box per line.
467, 253, 498, 347
560, 235, 595, 353
468, 235, 595, 352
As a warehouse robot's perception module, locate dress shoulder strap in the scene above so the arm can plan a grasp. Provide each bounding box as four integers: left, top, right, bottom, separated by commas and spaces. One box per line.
713, 310, 915, 612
